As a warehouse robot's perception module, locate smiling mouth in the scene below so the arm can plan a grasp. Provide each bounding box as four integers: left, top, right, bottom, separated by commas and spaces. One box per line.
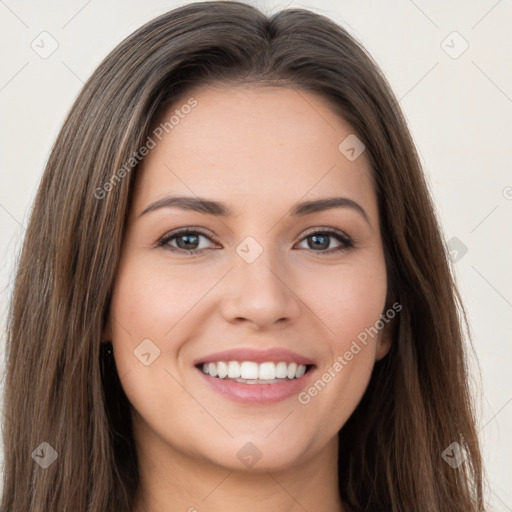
196, 361, 314, 384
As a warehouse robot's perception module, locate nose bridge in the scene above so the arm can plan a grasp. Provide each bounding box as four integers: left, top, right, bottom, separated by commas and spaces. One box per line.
221, 235, 301, 327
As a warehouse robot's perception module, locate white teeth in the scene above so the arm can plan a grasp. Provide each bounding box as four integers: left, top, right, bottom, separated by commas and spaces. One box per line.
240, 361, 259, 379
286, 362, 297, 379
200, 361, 309, 381
208, 362, 218, 377
217, 361, 228, 378
227, 361, 240, 378
275, 362, 287, 379
258, 362, 275, 380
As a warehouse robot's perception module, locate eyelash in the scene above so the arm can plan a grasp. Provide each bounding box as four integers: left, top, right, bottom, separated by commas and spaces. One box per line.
156, 227, 355, 256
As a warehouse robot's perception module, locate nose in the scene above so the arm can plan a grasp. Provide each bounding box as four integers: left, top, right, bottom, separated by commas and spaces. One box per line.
220, 248, 301, 330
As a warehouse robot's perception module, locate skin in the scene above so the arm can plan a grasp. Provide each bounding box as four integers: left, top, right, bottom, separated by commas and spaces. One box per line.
104, 84, 393, 512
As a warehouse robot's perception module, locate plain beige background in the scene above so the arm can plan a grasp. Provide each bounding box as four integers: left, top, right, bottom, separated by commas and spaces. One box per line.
0, 0, 511, 509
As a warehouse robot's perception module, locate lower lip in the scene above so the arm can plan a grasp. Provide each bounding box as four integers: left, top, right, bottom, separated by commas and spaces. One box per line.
197, 367, 315, 405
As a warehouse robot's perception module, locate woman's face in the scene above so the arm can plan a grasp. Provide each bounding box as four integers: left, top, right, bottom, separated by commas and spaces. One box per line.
106, 85, 392, 472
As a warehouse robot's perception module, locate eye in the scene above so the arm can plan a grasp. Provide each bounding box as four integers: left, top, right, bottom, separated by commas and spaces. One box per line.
157, 228, 219, 254
295, 228, 354, 253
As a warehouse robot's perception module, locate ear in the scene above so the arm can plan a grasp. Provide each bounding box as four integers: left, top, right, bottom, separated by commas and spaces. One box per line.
375, 315, 394, 361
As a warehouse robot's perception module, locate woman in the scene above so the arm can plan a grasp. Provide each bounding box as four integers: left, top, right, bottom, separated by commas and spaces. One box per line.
1, 2, 486, 511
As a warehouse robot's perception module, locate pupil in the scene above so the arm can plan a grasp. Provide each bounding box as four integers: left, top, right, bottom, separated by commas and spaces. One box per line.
177, 234, 198, 250
310, 234, 328, 250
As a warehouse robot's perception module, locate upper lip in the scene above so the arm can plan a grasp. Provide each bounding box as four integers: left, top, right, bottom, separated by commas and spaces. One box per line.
194, 347, 316, 366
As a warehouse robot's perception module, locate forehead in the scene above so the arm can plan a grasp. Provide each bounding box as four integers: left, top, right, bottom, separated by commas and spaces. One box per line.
133, 85, 377, 223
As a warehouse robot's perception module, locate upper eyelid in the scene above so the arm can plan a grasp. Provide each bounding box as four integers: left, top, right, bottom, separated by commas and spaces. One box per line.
160, 227, 219, 243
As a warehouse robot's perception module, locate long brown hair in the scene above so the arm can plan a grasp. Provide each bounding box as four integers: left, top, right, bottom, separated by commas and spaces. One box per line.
1, 2, 486, 511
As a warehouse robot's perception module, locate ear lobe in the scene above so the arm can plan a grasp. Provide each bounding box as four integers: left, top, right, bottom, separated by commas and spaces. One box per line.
375, 317, 394, 361
102, 314, 112, 343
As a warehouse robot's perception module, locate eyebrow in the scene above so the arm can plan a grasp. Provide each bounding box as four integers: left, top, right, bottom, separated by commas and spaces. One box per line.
139, 195, 369, 224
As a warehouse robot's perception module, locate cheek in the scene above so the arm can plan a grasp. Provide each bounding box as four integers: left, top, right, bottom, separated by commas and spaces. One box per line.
295, 259, 386, 422
308, 258, 387, 349
108, 257, 222, 409
107, 259, 196, 427
110, 258, 213, 342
